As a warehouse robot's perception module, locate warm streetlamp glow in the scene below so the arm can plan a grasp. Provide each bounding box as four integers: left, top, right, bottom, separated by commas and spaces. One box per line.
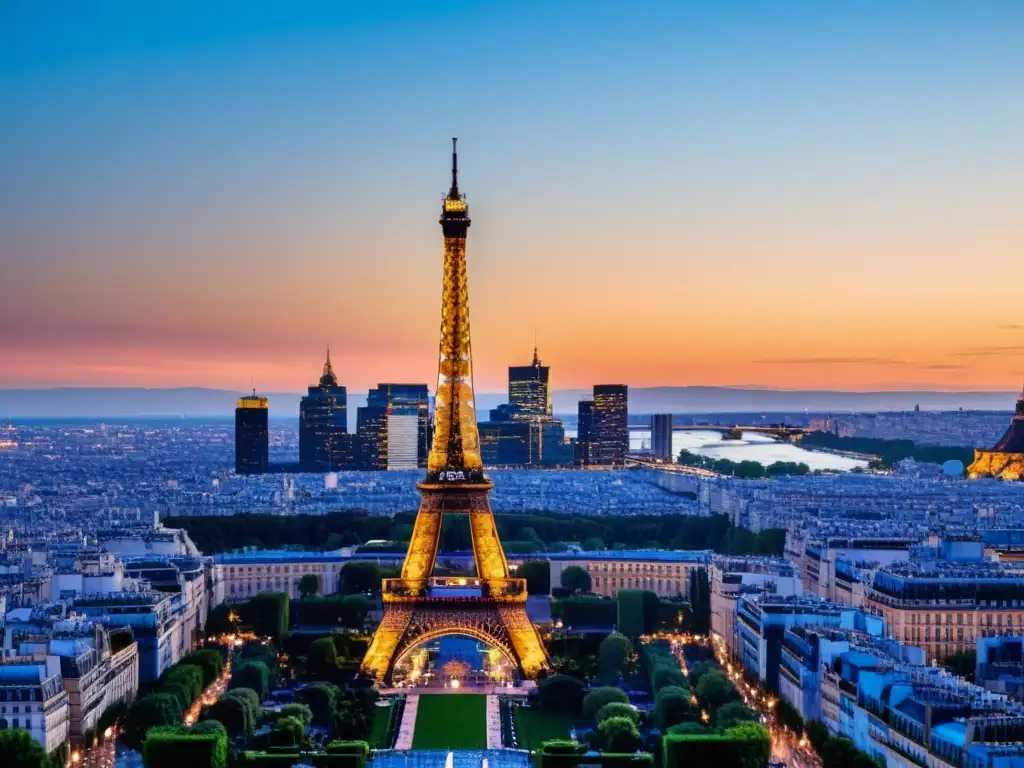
71, 752, 81, 764
104, 727, 113, 739
701, 710, 710, 723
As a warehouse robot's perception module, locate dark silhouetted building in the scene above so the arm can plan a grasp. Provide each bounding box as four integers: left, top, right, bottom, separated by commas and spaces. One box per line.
235, 393, 269, 474
652, 413, 674, 460
357, 383, 430, 470
509, 347, 551, 418
590, 385, 628, 466
299, 349, 350, 471
478, 347, 572, 467
575, 400, 594, 466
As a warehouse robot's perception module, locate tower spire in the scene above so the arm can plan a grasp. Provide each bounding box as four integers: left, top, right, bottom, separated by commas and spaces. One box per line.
448, 137, 459, 198
323, 345, 334, 378
533, 330, 540, 367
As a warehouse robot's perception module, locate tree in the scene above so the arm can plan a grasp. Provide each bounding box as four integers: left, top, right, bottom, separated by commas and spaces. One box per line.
560, 565, 592, 595
667, 722, 707, 736
655, 686, 698, 731
688, 568, 710, 634
598, 633, 634, 684
805, 720, 829, 753
268, 715, 305, 748
688, 662, 717, 690
339, 595, 370, 629
536, 674, 586, 715
942, 650, 976, 682
296, 683, 341, 727
583, 686, 630, 722
142, 725, 228, 768
597, 716, 642, 753
696, 670, 739, 711
307, 637, 339, 680
202, 695, 250, 738
0, 729, 49, 768
180, 649, 225, 688
715, 701, 757, 730
517, 560, 551, 595
582, 536, 605, 551
222, 688, 260, 734
230, 660, 270, 700
298, 574, 320, 598
340, 562, 381, 594
596, 702, 640, 726
240, 592, 290, 641
122, 693, 183, 748
390, 523, 414, 542
277, 703, 314, 728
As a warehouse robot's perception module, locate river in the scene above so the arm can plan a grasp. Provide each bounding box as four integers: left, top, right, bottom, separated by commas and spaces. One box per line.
630, 429, 868, 472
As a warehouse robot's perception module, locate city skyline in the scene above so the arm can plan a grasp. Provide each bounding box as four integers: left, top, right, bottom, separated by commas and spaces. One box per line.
4, 2, 1024, 393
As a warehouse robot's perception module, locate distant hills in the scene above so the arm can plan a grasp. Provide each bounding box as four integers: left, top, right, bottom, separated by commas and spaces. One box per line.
0, 386, 1017, 423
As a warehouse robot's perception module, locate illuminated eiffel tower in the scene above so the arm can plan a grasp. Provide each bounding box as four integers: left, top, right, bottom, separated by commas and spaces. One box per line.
361, 140, 549, 683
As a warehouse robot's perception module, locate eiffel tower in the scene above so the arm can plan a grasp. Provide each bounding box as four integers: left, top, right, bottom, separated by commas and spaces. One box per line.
361, 140, 549, 684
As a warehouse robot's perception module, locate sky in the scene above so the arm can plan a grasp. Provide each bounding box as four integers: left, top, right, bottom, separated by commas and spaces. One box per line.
2, 1, 1024, 394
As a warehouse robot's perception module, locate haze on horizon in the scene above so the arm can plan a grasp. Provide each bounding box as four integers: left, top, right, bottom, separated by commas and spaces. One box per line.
2, 1, 1023, 395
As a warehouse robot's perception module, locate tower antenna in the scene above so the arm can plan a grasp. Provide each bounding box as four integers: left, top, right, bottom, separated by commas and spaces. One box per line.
449, 137, 459, 197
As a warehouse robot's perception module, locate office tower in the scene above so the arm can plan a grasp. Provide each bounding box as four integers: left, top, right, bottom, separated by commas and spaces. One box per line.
235, 393, 268, 475
357, 383, 430, 471
575, 400, 594, 466
356, 406, 388, 470
362, 139, 547, 682
299, 349, 349, 471
508, 347, 551, 418
591, 385, 629, 466
652, 413, 674, 460
479, 420, 532, 466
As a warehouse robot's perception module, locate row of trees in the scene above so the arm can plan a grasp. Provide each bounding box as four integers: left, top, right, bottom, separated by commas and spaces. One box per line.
167, 512, 787, 558
677, 450, 811, 478
800, 431, 974, 468
123, 648, 226, 748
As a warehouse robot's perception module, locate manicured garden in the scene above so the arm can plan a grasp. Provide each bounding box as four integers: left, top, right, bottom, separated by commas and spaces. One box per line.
513, 707, 579, 750
412, 694, 487, 750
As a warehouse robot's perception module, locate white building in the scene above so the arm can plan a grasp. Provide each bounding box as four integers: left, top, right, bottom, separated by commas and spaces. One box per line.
386, 413, 420, 471
0, 657, 69, 755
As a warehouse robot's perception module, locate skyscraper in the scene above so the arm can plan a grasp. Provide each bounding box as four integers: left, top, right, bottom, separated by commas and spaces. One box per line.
590, 385, 629, 466
235, 393, 269, 475
299, 349, 349, 471
575, 400, 594, 466
357, 383, 430, 470
508, 347, 551, 418
652, 413, 674, 460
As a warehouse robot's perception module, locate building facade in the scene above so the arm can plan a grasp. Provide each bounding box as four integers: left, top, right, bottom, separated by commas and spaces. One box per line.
0, 657, 69, 755
590, 385, 628, 466
651, 413, 673, 460
575, 400, 594, 466
540, 550, 711, 598
508, 348, 551, 418
865, 563, 1024, 664
234, 393, 269, 475
299, 350, 350, 472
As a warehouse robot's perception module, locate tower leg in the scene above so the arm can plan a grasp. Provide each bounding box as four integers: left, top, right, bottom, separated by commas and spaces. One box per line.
399, 500, 442, 594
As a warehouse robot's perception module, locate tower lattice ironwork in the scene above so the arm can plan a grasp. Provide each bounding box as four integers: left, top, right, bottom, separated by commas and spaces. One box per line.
361, 140, 549, 683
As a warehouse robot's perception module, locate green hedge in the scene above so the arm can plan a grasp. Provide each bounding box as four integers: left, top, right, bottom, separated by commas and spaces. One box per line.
615, 590, 660, 638
237, 741, 368, 768
552, 597, 617, 628
663, 723, 771, 768
534, 741, 654, 768
241, 593, 290, 641
142, 727, 227, 768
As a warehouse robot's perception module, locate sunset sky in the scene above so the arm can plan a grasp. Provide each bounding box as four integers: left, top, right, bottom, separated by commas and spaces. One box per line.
2, 1, 1023, 393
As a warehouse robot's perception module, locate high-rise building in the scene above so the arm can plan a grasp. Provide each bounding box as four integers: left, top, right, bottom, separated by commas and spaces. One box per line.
478, 347, 572, 467
356, 406, 387, 470
299, 349, 349, 472
235, 393, 269, 474
357, 383, 430, 470
575, 400, 594, 466
590, 385, 628, 466
652, 413, 674, 460
508, 347, 551, 418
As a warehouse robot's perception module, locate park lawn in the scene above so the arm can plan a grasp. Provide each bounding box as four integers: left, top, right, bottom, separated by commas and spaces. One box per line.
514, 707, 580, 750
369, 702, 393, 748
412, 694, 487, 750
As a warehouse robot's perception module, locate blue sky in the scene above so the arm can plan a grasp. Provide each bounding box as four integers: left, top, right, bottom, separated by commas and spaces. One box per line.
2, 1, 1023, 392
